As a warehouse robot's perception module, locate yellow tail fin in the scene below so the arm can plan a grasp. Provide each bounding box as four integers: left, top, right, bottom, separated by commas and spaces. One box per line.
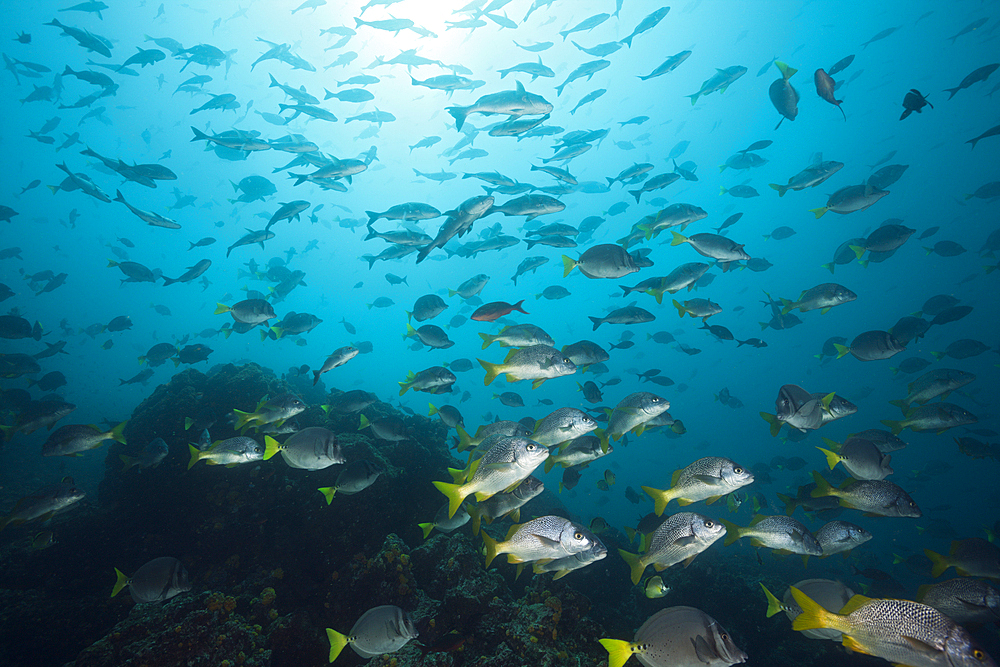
263, 435, 281, 461
432, 480, 466, 519
232, 408, 255, 430
561, 255, 576, 278
187, 444, 201, 470
326, 628, 350, 663
816, 447, 843, 470
482, 531, 500, 568
618, 549, 646, 585
719, 518, 742, 546
478, 358, 502, 386
318, 487, 336, 505
789, 586, 845, 634
599, 639, 639, 667
760, 583, 783, 618
418, 522, 435, 539
640, 485, 673, 516
108, 421, 128, 444
111, 568, 130, 597
924, 548, 950, 578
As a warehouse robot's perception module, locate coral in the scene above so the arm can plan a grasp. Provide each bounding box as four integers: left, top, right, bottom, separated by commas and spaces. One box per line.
72, 591, 274, 667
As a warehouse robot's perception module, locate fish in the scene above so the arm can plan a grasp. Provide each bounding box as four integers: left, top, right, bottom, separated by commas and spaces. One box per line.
600, 607, 747, 667
589, 305, 655, 330
187, 437, 263, 469
318, 459, 383, 501
418, 501, 471, 539
111, 556, 190, 604
814, 520, 873, 557
779, 283, 857, 314
602, 391, 671, 447
482, 515, 598, 567
687, 65, 747, 104
233, 394, 306, 430
967, 124, 1000, 150
917, 578, 1000, 625
530, 408, 597, 448
42, 422, 127, 457
433, 436, 548, 518
467, 475, 543, 536
881, 403, 978, 435
889, 369, 975, 409
810, 471, 921, 517
559, 13, 610, 41
834, 331, 905, 361
263, 427, 343, 470
119, 437, 168, 472
671, 231, 750, 263
639, 50, 690, 80
642, 457, 754, 515
924, 538, 1000, 580
768, 61, 799, 129
0, 477, 86, 530
810, 184, 890, 218
817, 437, 893, 480
720, 515, 822, 555
943, 63, 999, 100
428, 404, 463, 430
532, 540, 608, 579
644, 576, 670, 598
471, 301, 528, 322
618, 512, 727, 584
814, 68, 845, 120
479, 345, 576, 388
544, 434, 610, 472
562, 244, 639, 279
214, 299, 276, 325
327, 606, 418, 662
446, 81, 552, 131
790, 587, 995, 667
398, 366, 456, 395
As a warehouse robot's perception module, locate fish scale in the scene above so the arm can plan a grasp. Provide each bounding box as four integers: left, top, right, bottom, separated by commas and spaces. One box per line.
792, 591, 994, 667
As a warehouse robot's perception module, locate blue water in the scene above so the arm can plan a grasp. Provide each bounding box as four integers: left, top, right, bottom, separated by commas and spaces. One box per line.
2, 0, 998, 663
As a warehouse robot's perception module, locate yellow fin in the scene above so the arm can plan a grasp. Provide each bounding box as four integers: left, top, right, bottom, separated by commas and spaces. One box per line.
599, 639, 639, 667
789, 586, 845, 634
432, 480, 466, 519
326, 628, 350, 663
263, 435, 281, 461
760, 583, 783, 618
640, 485, 672, 516
111, 568, 130, 598
618, 548, 645, 586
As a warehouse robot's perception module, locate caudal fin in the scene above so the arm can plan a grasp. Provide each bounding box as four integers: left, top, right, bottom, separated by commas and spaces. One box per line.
478, 358, 502, 386
432, 480, 466, 519
640, 485, 673, 516
617, 548, 645, 585
446, 106, 468, 131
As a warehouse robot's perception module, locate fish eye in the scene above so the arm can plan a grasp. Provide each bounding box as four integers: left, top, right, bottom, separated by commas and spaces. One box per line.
705, 520, 714, 528
721, 633, 729, 641
974, 650, 985, 661
526, 444, 535, 451
734, 467, 743, 474
574, 532, 583, 540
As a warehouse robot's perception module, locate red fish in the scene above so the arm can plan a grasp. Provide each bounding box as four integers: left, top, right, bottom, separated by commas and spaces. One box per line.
471, 300, 528, 321
814, 69, 846, 120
